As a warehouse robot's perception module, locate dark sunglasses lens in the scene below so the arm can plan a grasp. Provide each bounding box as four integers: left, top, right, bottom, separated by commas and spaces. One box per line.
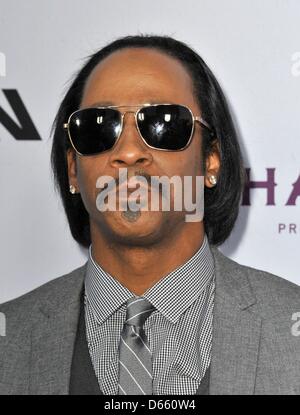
68, 108, 121, 155
137, 104, 193, 150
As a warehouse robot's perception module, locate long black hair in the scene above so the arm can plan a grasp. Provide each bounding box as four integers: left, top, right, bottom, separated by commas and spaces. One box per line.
51, 34, 245, 247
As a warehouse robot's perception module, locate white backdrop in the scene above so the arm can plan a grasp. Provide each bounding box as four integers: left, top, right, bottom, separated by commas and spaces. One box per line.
0, 0, 299, 304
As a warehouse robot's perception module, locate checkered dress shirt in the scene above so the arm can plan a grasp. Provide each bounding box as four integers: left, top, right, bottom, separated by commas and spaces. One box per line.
84, 233, 215, 395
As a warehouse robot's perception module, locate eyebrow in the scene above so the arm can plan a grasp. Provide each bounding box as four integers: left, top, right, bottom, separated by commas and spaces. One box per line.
88, 100, 175, 107
90, 101, 115, 107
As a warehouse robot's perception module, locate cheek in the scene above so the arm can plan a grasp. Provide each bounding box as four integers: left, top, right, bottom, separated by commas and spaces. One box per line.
77, 160, 90, 188
76, 159, 101, 208
174, 144, 203, 177
190, 138, 203, 176
194, 150, 203, 176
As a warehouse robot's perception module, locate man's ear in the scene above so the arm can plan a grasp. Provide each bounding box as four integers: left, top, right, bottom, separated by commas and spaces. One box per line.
67, 148, 79, 193
205, 140, 221, 188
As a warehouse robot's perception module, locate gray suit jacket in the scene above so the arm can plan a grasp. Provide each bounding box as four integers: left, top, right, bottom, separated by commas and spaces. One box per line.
0, 247, 299, 395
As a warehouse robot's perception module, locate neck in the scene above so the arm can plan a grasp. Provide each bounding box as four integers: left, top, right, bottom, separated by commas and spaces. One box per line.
90, 222, 205, 295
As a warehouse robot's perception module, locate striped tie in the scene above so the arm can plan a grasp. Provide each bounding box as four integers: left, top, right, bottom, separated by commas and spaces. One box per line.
118, 297, 155, 395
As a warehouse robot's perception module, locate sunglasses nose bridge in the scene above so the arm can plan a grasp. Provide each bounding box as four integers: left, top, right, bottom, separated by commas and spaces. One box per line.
121, 109, 137, 122
109, 109, 154, 168
116, 109, 144, 144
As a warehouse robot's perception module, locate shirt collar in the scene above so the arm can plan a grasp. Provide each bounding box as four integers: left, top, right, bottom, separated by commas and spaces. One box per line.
85, 233, 214, 325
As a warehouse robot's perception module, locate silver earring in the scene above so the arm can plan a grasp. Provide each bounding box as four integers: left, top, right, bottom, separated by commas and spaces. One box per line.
69, 184, 77, 194
208, 175, 217, 186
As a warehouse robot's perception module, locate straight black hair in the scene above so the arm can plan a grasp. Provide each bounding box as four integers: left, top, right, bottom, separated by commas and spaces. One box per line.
51, 34, 245, 248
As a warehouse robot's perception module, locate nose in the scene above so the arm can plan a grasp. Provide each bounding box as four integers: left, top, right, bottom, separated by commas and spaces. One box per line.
108, 111, 153, 168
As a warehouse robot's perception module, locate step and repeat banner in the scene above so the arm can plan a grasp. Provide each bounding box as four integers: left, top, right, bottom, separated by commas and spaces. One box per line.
0, 0, 299, 303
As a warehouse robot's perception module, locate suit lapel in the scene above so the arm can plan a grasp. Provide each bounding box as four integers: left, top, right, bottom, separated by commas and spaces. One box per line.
209, 248, 262, 395
29, 264, 86, 395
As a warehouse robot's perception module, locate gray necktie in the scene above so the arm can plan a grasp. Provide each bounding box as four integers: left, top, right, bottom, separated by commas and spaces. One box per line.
118, 297, 155, 395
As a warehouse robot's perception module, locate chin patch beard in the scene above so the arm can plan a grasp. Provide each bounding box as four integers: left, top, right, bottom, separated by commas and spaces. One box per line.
121, 208, 141, 222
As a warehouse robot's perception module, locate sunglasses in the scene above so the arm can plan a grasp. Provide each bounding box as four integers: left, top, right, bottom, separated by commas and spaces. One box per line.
63, 103, 213, 156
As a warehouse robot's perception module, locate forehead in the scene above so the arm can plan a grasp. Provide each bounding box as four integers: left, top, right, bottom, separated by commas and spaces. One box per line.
80, 48, 197, 109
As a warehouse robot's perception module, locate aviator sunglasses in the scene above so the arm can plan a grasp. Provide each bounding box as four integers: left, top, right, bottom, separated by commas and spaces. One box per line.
63, 103, 213, 156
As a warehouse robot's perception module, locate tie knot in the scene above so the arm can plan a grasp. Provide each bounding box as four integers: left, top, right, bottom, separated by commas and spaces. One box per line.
125, 297, 155, 327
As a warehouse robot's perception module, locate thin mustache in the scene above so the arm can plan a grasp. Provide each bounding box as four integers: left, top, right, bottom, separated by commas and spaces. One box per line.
98, 171, 161, 193
113, 171, 157, 188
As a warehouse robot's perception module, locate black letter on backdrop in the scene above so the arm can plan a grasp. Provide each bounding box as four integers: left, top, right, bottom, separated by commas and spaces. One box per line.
0, 89, 41, 140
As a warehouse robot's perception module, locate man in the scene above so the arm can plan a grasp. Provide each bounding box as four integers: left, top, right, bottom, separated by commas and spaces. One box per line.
0, 35, 299, 395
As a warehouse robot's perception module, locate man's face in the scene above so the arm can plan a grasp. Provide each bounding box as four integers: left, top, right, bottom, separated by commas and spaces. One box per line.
67, 48, 207, 246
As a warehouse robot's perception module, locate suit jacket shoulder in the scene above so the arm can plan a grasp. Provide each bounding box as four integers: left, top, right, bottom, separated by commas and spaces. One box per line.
0, 263, 86, 310
210, 247, 300, 395
0, 263, 86, 395
211, 247, 300, 315
0, 263, 87, 339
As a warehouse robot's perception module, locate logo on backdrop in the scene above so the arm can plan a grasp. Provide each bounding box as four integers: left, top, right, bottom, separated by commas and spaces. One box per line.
242, 168, 300, 206
0, 89, 41, 140
242, 168, 300, 235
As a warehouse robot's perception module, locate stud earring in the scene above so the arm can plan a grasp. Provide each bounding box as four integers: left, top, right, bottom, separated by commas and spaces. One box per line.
208, 175, 217, 186
69, 184, 77, 194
